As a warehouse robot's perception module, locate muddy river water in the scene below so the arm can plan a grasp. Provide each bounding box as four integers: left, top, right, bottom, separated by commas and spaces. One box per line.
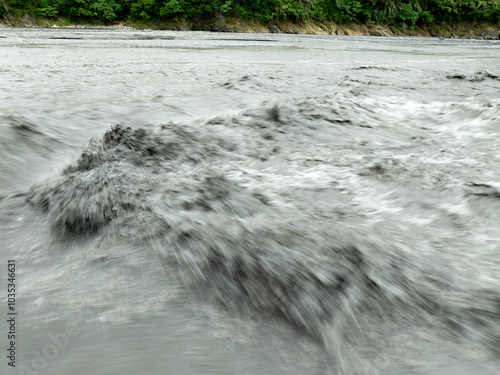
0, 28, 499, 375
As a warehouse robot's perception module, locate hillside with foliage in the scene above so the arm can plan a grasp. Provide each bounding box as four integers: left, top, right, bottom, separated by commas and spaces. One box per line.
1, 0, 500, 29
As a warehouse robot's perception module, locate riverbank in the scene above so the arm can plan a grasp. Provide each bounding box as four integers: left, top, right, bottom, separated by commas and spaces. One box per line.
1, 13, 500, 39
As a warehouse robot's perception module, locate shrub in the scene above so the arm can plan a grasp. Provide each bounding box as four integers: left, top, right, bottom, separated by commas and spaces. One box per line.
418, 10, 434, 23
319, 0, 363, 23
131, 0, 157, 19
36, 4, 58, 17
1, 0, 498, 27
89, 0, 122, 21
398, 3, 419, 25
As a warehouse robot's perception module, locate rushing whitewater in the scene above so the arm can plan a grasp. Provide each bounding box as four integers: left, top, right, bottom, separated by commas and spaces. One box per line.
1, 28, 500, 375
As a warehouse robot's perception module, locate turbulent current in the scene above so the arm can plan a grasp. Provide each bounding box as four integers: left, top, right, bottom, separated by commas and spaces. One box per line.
1, 28, 500, 375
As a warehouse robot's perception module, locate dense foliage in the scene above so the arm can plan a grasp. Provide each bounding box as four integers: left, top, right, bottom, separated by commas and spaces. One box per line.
1, 0, 499, 25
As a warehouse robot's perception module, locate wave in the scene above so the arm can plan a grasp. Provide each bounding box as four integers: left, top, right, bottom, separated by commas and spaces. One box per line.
26, 95, 500, 372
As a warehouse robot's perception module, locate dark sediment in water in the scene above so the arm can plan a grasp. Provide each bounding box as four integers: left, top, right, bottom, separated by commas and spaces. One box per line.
26, 98, 500, 372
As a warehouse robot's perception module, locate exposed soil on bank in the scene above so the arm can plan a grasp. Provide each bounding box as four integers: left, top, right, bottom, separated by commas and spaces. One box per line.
1, 13, 499, 39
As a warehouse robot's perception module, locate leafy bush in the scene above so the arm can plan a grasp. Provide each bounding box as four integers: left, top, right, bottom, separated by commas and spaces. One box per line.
398, 3, 419, 25
53, 0, 124, 21
219, 0, 231, 13
5, 0, 38, 14
427, 0, 458, 20
491, 1, 500, 21
418, 10, 434, 23
131, 0, 156, 19
319, 0, 363, 23
0, 0, 7, 17
2, 0, 499, 27
36, 4, 58, 17
89, 0, 122, 21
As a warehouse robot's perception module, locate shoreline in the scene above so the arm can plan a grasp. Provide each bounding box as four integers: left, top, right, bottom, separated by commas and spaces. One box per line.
1, 15, 499, 39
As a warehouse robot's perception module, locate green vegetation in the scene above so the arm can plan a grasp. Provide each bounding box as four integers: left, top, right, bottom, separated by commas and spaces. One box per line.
1, 0, 499, 27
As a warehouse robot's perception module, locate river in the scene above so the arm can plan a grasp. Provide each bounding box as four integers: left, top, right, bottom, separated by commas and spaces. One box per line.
0, 28, 499, 375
